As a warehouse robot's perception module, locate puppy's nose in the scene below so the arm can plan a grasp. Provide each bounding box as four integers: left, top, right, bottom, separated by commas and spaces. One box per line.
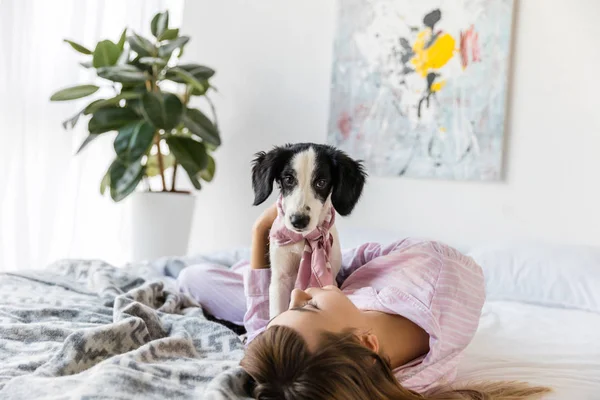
290, 213, 310, 230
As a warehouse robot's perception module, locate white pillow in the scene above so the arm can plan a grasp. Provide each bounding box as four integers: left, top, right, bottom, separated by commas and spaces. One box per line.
468, 242, 600, 314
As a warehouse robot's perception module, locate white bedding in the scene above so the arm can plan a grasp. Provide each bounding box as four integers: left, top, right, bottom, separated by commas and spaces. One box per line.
456, 301, 600, 399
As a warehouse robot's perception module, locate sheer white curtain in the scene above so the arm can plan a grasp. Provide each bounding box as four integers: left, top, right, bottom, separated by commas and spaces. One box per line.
0, 0, 184, 271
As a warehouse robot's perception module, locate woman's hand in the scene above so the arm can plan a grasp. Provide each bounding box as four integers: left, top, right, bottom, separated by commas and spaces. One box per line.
252, 203, 278, 236
250, 203, 278, 270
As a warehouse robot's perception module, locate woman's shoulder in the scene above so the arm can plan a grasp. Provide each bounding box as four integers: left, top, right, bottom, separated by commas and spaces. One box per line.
379, 239, 485, 393
379, 238, 486, 309
380, 238, 484, 281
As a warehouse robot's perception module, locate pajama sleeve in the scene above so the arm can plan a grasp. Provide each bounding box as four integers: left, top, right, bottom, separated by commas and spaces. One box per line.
243, 268, 271, 343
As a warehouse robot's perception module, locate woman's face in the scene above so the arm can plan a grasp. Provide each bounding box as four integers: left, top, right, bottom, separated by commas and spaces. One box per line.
267, 286, 363, 349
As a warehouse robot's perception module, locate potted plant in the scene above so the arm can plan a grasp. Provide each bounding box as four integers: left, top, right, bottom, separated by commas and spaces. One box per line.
50, 11, 220, 261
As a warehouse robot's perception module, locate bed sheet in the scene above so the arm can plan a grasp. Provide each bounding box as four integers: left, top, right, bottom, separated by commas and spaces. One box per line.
457, 301, 600, 399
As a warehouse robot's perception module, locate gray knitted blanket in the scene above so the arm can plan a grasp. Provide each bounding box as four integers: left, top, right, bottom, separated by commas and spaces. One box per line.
0, 259, 253, 399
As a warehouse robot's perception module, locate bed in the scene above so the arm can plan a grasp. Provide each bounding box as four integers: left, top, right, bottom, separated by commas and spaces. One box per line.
458, 301, 600, 399
0, 241, 598, 399
0, 258, 249, 399
457, 241, 600, 400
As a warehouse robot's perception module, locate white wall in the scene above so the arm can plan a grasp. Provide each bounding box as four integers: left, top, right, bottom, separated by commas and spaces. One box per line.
182, 0, 600, 254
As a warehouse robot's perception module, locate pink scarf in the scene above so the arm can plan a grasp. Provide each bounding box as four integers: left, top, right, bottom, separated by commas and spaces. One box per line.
269, 196, 336, 289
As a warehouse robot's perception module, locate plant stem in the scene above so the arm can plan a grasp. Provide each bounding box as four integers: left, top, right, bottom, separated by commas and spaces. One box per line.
171, 164, 178, 191
152, 66, 158, 92
154, 135, 167, 191
169, 87, 191, 194
183, 87, 191, 106
150, 65, 167, 191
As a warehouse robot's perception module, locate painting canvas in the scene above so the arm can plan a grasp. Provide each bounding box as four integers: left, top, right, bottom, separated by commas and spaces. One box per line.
327, 0, 515, 180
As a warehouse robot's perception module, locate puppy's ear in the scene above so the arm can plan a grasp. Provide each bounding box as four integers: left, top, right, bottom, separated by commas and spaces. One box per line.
331, 150, 367, 216
251, 147, 289, 206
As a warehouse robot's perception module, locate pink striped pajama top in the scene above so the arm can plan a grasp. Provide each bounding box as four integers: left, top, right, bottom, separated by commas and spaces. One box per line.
243, 238, 486, 393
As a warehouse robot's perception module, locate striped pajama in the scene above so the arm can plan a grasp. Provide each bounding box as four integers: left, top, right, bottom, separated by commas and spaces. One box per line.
177, 238, 485, 393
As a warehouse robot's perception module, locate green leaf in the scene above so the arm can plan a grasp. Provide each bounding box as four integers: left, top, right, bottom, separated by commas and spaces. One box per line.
151, 11, 169, 38
114, 121, 156, 162
129, 57, 153, 75
109, 159, 145, 202
100, 170, 110, 195
158, 36, 190, 58
165, 67, 208, 94
146, 151, 176, 177
126, 98, 144, 116
84, 92, 142, 115
121, 81, 148, 92
80, 61, 93, 68
50, 84, 99, 101
165, 64, 215, 95
88, 107, 140, 134
177, 63, 216, 80
76, 133, 101, 154
150, 13, 161, 37
182, 108, 221, 146
97, 65, 149, 83
64, 39, 92, 55
127, 33, 156, 57
121, 85, 150, 115
199, 154, 216, 182
138, 57, 167, 67
140, 92, 184, 130
117, 28, 127, 51
167, 137, 209, 172
116, 46, 130, 65
62, 108, 84, 130
82, 99, 104, 115
204, 142, 218, 152
158, 28, 179, 41
188, 174, 202, 190
166, 136, 208, 188
92, 40, 121, 68
190, 85, 210, 96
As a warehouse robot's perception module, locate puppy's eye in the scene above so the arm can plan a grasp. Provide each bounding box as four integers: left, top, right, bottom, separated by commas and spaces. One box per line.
315, 179, 327, 189
283, 176, 295, 186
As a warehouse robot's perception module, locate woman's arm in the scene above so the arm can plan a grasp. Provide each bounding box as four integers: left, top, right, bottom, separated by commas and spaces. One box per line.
249, 220, 272, 270
243, 204, 278, 342
250, 202, 278, 269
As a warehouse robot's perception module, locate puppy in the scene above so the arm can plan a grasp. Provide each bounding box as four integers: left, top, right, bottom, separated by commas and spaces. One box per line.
251, 143, 366, 318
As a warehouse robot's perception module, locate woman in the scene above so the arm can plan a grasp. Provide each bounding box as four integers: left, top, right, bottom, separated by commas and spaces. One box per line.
178, 205, 550, 399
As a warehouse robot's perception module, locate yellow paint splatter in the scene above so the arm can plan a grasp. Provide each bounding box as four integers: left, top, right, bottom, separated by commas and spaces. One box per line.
410, 29, 456, 78
431, 80, 446, 92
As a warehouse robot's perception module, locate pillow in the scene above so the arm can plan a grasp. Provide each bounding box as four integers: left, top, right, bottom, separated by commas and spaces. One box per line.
468, 242, 600, 314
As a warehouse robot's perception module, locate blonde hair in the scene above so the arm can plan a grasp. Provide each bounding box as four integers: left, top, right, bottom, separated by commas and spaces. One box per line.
241, 326, 550, 400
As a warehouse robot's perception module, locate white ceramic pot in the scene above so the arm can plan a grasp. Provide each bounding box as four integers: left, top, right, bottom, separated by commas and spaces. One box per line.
131, 191, 196, 262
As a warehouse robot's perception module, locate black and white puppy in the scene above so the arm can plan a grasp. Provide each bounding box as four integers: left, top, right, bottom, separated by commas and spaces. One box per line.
252, 143, 366, 318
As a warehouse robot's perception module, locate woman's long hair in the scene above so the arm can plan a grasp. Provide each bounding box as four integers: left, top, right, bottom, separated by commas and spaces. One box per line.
240, 326, 550, 400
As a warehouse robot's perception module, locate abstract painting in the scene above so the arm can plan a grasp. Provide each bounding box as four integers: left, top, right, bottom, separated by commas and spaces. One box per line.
327, 0, 515, 180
